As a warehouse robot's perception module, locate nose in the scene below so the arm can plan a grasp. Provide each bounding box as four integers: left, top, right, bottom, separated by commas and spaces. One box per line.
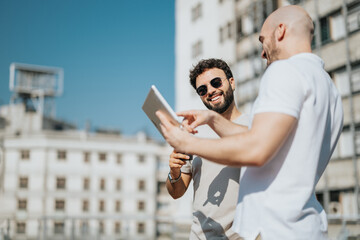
261, 49, 266, 59
206, 84, 217, 96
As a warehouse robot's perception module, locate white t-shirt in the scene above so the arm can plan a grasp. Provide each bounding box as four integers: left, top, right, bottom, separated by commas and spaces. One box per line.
182, 114, 249, 240
232, 53, 343, 240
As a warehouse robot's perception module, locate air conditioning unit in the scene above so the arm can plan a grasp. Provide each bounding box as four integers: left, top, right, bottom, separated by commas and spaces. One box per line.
328, 201, 342, 215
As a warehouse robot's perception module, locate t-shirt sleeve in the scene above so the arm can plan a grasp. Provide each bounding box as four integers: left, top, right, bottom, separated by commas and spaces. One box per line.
254, 61, 306, 119
181, 158, 192, 173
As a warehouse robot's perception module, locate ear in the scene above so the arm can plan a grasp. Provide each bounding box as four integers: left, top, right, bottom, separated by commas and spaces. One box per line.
229, 77, 235, 90
275, 23, 286, 41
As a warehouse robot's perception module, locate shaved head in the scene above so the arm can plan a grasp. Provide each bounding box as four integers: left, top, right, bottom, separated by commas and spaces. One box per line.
264, 5, 314, 42
259, 5, 314, 65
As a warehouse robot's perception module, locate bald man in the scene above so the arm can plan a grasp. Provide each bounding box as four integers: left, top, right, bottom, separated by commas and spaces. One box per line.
157, 5, 344, 240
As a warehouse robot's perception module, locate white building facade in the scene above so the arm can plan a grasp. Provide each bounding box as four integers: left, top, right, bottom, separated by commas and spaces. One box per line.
175, 0, 360, 238
0, 62, 188, 240
0, 103, 174, 239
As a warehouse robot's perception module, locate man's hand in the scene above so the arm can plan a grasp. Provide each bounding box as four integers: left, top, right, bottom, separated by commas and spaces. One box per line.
169, 150, 190, 178
156, 111, 194, 153
177, 110, 217, 131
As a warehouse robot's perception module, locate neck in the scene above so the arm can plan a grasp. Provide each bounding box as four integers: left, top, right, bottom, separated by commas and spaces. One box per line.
280, 39, 312, 59
221, 101, 241, 121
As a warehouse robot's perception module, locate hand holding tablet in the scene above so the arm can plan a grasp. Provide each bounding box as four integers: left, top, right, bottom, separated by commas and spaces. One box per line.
142, 85, 193, 161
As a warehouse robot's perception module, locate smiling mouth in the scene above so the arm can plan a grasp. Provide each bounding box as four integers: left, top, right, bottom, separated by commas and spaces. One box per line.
208, 93, 222, 103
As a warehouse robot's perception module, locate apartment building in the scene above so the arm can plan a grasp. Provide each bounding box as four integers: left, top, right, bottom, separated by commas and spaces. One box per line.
175, 0, 360, 238
0, 63, 183, 240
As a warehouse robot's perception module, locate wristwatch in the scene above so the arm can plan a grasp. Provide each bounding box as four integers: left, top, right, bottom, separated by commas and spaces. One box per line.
168, 171, 182, 184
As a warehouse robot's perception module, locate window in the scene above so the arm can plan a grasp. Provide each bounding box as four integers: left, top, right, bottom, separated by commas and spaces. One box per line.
114, 221, 121, 234
55, 200, 65, 211
99, 221, 105, 234
57, 150, 66, 160
236, 17, 243, 41
192, 40, 203, 59
137, 222, 145, 234
115, 200, 121, 212
16, 222, 26, 234
18, 199, 27, 210
83, 178, 90, 191
100, 178, 106, 191
83, 200, 89, 212
84, 152, 90, 163
138, 180, 146, 191
19, 177, 28, 189
191, 3, 202, 22
138, 154, 145, 163
356, 128, 360, 155
138, 201, 145, 211
99, 200, 105, 212
116, 154, 122, 164
99, 152, 107, 162
54, 222, 65, 234
116, 179, 122, 191
219, 27, 224, 43
56, 177, 66, 190
348, 2, 360, 33
20, 150, 30, 160
81, 221, 89, 235
227, 22, 233, 39
320, 16, 331, 44
330, 13, 345, 41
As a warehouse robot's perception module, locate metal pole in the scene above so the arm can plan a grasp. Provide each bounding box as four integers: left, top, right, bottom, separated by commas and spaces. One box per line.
342, 0, 360, 217
313, 0, 331, 214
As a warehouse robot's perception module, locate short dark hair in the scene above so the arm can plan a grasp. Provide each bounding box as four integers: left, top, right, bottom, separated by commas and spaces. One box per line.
189, 58, 233, 89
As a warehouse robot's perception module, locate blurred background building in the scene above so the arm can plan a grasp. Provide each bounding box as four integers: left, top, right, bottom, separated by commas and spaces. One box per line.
1, 0, 360, 239
0, 63, 191, 240
175, 0, 360, 239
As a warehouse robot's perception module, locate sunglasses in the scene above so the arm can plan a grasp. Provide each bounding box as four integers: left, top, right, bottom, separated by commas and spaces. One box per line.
196, 77, 225, 96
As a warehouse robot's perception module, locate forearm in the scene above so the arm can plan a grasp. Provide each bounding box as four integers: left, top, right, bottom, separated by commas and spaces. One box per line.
184, 131, 263, 167
166, 177, 188, 199
209, 114, 248, 137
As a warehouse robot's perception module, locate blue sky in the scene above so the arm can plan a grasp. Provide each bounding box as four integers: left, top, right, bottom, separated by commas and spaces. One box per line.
0, 0, 175, 140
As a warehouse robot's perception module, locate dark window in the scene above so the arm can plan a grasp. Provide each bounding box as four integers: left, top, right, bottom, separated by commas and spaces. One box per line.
54, 222, 64, 234
83, 200, 89, 212
320, 17, 331, 44
100, 178, 106, 191
138, 180, 146, 191
116, 179, 122, 191
138, 201, 145, 211
99, 200, 105, 212
16, 222, 26, 234
20, 150, 30, 160
99, 221, 104, 234
115, 200, 121, 212
115, 222, 121, 234
84, 178, 90, 191
18, 199, 27, 210
84, 152, 90, 163
191, 3, 202, 22
55, 200, 65, 211
19, 177, 28, 189
56, 177, 66, 190
57, 150, 66, 160
137, 222, 145, 234
99, 153, 107, 162
116, 154, 122, 164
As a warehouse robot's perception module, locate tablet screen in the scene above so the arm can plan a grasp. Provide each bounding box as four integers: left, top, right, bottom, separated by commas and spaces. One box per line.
142, 85, 180, 137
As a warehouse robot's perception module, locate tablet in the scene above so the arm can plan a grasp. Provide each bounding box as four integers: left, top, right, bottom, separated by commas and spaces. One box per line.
142, 85, 181, 137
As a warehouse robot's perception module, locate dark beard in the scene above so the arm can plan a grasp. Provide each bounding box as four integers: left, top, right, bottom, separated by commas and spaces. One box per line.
203, 86, 234, 114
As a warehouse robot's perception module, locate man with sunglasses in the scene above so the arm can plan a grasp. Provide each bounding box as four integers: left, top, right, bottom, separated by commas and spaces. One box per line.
159, 6, 343, 240
166, 58, 249, 239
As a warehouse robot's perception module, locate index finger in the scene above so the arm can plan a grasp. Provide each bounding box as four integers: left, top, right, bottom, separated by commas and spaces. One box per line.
156, 111, 173, 130
176, 110, 197, 117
